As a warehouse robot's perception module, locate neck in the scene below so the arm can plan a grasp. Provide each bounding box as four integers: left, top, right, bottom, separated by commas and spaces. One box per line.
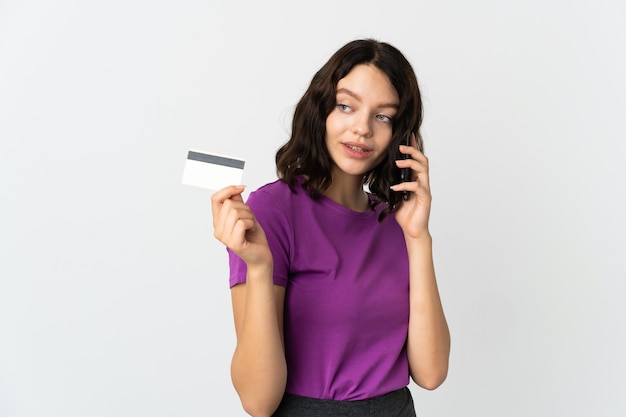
323, 171, 370, 212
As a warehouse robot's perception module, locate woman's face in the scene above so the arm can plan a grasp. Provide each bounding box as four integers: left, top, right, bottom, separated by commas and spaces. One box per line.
325, 64, 399, 179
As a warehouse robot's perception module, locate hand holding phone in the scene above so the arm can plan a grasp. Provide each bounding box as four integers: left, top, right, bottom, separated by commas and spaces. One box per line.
398, 133, 412, 201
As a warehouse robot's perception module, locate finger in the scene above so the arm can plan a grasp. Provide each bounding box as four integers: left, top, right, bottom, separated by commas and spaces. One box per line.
211, 185, 246, 227
396, 151, 428, 184
398, 144, 428, 165
231, 218, 255, 248
211, 185, 246, 209
390, 174, 429, 191
390, 179, 431, 198
394, 160, 431, 190
221, 204, 254, 233
395, 158, 429, 177
217, 200, 254, 240
216, 211, 255, 249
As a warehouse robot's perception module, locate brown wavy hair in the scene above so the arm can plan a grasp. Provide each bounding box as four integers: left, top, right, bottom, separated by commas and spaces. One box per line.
275, 39, 424, 220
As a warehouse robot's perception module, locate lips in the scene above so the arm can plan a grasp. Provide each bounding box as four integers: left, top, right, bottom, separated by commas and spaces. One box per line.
342, 142, 373, 159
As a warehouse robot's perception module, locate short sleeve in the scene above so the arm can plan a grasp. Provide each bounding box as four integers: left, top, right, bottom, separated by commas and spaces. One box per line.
228, 187, 291, 288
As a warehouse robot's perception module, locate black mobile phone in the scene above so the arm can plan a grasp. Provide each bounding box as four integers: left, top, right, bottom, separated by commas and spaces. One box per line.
397, 133, 411, 201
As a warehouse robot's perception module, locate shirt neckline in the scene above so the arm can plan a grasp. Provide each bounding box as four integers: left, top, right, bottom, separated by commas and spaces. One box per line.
316, 193, 380, 219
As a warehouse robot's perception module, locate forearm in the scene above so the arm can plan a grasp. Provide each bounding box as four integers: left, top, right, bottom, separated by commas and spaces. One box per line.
405, 234, 451, 390
231, 266, 287, 416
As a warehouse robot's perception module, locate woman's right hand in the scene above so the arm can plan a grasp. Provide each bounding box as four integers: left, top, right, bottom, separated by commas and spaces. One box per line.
211, 185, 273, 268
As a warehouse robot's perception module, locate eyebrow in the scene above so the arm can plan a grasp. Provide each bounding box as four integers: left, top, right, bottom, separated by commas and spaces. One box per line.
336, 88, 398, 109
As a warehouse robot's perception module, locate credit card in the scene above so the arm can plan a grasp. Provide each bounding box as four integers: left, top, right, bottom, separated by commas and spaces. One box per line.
181, 150, 245, 191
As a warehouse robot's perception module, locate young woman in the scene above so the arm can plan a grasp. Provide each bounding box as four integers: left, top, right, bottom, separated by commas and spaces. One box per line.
211, 39, 450, 417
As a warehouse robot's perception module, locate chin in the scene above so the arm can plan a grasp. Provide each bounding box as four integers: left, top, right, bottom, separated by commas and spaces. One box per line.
335, 164, 372, 178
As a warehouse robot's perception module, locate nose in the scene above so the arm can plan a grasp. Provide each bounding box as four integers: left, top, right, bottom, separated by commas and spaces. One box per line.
351, 113, 373, 137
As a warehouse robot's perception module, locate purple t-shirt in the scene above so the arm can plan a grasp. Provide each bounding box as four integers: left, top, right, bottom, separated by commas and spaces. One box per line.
228, 179, 410, 401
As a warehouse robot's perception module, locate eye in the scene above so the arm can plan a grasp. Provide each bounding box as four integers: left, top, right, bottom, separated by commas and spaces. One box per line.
376, 114, 392, 123
337, 104, 352, 112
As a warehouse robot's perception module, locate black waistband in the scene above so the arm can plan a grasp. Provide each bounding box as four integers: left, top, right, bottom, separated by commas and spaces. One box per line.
272, 387, 416, 417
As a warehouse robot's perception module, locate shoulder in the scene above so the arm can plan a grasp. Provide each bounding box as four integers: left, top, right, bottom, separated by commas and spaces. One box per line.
249, 178, 293, 200
246, 178, 307, 210
244, 179, 305, 231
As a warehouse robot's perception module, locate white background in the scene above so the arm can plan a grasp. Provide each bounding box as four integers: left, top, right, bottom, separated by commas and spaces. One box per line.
1, 0, 625, 416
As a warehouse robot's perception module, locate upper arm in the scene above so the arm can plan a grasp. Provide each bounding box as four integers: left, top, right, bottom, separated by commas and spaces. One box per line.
231, 283, 286, 349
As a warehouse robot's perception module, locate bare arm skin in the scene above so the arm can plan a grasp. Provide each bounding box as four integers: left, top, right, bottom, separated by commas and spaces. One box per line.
212, 186, 287, 416
404, 234, 450, 389
391, 137, 451, 390
231, 280, 286, 416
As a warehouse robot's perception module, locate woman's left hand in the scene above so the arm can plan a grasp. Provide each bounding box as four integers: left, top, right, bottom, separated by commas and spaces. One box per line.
391, 133, 432, 239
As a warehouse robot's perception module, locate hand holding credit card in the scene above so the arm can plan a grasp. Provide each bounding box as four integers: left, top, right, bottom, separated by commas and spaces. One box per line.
181, 150, 245, 191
